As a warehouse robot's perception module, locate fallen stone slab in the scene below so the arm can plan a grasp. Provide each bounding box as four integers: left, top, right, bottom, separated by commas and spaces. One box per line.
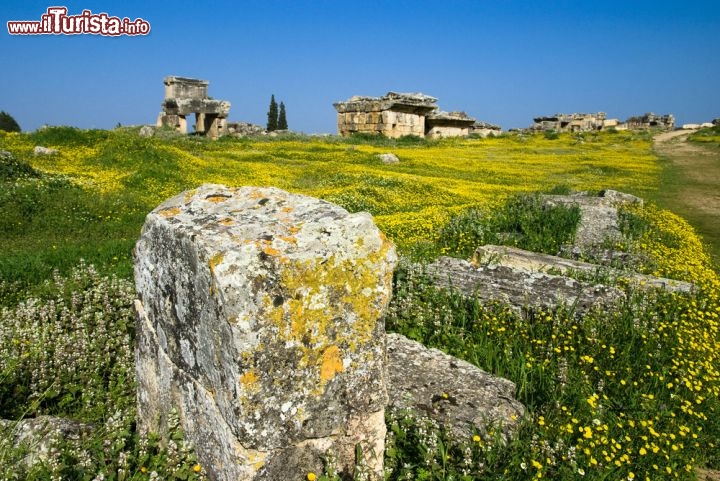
134, 184, 397, 480
425, 256, 623, 315
386, 333, 524, 440
474, 245, 693, 294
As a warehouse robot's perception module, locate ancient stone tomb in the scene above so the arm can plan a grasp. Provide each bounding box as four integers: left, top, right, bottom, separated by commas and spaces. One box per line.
156, 76, 231, 139
333, 92, 477, 139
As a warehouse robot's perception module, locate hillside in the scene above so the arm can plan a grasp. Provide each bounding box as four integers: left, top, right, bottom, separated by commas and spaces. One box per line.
1, 127, 719, 480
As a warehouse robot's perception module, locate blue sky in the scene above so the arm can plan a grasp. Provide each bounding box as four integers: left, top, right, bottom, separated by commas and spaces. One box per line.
1, 0, 719, 133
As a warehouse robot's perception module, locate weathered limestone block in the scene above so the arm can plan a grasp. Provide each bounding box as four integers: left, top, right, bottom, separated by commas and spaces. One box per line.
386, 333, 524, 440
474, 245, 693, 293
425, 256, 622, 316
543, 190, 642, 250
134, 184, 397, 480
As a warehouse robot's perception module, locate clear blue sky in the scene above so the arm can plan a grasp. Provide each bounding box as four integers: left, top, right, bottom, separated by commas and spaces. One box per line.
2, 0, 719, 133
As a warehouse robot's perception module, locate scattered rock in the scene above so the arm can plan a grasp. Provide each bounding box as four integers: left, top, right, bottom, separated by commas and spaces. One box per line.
0, 416, 93, 469
377, 153, 400, 164
682, 124, 701, 130
139, 125, 155, 138
474, 245, 693, 294
424, 256, 623, 316
386, 333, 524, 440
227, 121, 266, 136
33, 146, 58, 156
134, 184, 397, 481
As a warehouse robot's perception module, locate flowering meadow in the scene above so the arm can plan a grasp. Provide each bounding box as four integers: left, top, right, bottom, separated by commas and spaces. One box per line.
0, 127, 718, 480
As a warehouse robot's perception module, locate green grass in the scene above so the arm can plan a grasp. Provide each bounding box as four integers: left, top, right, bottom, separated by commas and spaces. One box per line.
1, 127, 719, 480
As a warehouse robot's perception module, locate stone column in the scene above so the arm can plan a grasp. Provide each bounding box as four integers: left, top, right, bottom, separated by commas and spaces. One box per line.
134, 184, 396, 480
195, 113, 206, 134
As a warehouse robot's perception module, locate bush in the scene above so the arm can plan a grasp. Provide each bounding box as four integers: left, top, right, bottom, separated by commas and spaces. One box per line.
0, 151, 39, 180
543, 129, 559, 140
0, 111, 21, 133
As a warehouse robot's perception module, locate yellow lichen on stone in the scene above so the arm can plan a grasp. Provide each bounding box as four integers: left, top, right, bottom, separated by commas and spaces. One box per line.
206, 195, 230, 203
239, 369, 259, 387
263, 245, 282, 257
209, 252, 225, 272
320, 345, 344, 381
159, 206, 181, 217
219, 217, 235, 226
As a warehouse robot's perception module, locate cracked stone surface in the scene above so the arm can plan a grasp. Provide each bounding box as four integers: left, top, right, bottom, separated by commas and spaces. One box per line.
386, 333, 524, 440
134, 184, 397, 480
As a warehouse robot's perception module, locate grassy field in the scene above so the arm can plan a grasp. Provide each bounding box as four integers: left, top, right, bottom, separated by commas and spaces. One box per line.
1, 127, 719, 480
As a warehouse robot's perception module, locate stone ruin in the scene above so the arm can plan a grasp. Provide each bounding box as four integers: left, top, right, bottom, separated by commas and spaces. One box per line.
333, 92, 484, 139
156, 76, 231, 139
424, 190, 693, 321
133, 184, 523, 480
625, 112, 675, 130
469, 120, 502, 137
531, 112, 617, 133
531, 112, 675, 133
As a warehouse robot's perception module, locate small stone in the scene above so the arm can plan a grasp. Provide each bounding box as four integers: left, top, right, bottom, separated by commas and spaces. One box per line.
139, 125, 155, 138
33, 146, 58, 155
377, 153, 400, 164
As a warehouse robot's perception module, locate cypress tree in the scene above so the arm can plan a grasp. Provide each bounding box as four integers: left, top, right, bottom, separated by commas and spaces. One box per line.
0, 111, 21, 133
267, 95, 278, 131
278, 102, 288, 130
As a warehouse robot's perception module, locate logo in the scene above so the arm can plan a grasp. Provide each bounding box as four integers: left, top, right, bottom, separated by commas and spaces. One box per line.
7, 7, 150, 36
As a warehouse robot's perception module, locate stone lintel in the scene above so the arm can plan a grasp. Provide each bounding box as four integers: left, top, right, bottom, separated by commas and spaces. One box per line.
163, 98, 231, 117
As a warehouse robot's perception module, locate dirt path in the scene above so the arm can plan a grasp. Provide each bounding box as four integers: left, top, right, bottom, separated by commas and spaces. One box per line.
652, 130, 720, 263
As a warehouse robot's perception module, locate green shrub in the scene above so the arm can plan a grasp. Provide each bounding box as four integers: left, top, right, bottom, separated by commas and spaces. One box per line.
543, 129, 559, 140
0, 111, 21, 133
0, 151, 39, 180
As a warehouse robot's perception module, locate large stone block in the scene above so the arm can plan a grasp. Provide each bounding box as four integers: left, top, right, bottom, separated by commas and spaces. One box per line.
134, 184, 397, 480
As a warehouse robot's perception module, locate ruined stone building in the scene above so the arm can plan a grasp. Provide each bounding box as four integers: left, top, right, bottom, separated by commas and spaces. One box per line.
470, 121, 502, 137
531, 112, 618, 133
333, 92, 481, 139
531, 111, 675, 133
625, 112, 675, 130
157, 76, 231, 139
